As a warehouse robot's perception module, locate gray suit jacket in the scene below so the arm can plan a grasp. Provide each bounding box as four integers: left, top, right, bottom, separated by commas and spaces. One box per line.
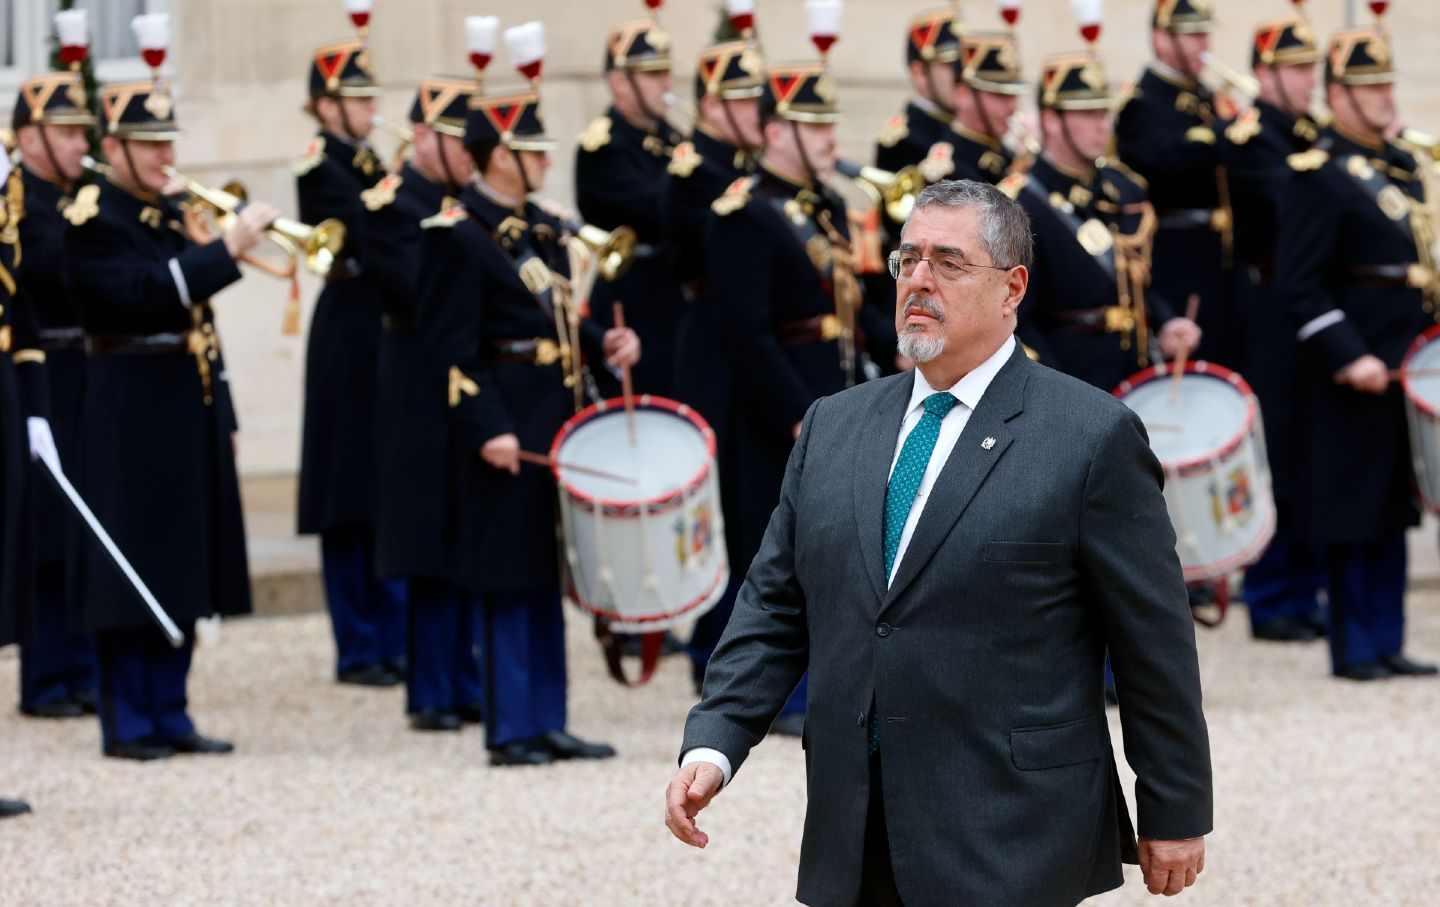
681, 344, 1213, 907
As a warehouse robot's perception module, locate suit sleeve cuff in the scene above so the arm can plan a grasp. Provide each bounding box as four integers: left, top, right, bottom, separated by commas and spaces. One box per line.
680, 747, 733, 788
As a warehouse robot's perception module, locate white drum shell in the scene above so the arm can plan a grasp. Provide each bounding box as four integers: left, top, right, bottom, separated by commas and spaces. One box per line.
1117, 368, 1277, 582
1403, 334, 1440, 514
553, 402, 729, 634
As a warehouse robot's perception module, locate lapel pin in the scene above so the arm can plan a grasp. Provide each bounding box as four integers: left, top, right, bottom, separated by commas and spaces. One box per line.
982, 437, 996, 450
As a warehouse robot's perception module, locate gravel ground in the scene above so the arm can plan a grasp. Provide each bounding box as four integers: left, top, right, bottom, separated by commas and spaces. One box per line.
2, 595, 1439, 906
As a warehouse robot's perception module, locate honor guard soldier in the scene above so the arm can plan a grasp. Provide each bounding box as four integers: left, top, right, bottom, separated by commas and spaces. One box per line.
62, 18, 278, 758
874, 6, 963, 173
574, 6, 685, 398
367, 70, 484, 732
1275, 25, 1438, 681
2, 128, 41, 812
690, 56, 867, 732
1222, 12, 1327, 642
412, 26, 635, 765
1115, 0, 1240, 369
1003, 41, 1202, 394
665, 39, 764, 684
296, 25, 406, 688
10, 15, 100, 719
917, 30, 1025, 189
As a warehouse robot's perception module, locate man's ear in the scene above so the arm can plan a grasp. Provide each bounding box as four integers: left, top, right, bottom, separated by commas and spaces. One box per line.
1003, 265, 1029, 315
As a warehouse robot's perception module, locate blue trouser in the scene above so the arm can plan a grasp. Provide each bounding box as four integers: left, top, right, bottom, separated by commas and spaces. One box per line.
1324, 536, 1407, 673
320, 526, 408, 674
1244, 522, 1324, 630
19, 565, 96, 709
95, 625, 195, 750
406, 578, 484, 713
689, 573, 807, 716
479, 591, 567, 749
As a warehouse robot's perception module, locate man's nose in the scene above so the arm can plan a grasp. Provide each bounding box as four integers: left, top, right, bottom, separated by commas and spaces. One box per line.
908, 259, 938, 294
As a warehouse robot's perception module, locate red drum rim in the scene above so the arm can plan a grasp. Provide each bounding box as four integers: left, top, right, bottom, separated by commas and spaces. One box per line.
550, 395, 717, 514
1180, 504, 1277, 583
1400, 325, 1440, 419
567, 559, 729, 627
1113, 361, 1259, 473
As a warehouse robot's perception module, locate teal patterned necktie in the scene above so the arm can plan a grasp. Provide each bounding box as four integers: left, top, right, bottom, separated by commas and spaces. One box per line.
883, 391, 959, 579
873, 391, 957, 756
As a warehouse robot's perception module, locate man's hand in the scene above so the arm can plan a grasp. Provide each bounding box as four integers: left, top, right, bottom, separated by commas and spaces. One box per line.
26, 418, 60, 472
223, 202, 283, 259
480, 432, 521, 475
664, 762, 725, 849
1138, 836, 1205, 897
603, 327, 641, 369
1157, 318, 1202, 359
1335, 354, 1389, 395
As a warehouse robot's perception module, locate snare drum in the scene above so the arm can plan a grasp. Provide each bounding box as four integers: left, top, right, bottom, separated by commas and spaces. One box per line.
1114, 362, 1276, 582
1401, 326, 1440, 513
550, 396, 728, 634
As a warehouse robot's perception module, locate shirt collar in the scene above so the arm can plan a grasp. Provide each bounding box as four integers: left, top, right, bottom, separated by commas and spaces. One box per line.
906, 335, 1016, 417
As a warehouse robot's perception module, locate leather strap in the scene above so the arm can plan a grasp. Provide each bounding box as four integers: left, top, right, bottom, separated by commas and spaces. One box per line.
594, 618, 664, 687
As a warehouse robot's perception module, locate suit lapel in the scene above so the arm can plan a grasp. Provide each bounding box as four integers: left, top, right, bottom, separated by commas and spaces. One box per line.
853, 372, 916, 605
882, 346, 1030, 610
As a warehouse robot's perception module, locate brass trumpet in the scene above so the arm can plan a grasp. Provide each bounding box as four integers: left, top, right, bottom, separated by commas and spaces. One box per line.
1199, 52, 1260, 98
836, 160, 924, 224
166, 167, 346, 277
562, 220, 637, 282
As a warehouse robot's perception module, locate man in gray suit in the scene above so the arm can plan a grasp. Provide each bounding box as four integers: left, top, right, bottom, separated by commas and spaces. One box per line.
665, 180, 1212, 906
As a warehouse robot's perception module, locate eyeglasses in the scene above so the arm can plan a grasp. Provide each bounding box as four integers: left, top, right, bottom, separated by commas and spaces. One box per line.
887, 250, 1011, 283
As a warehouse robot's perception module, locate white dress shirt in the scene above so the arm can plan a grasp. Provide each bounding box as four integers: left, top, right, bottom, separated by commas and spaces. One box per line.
683, 335, 1018, 786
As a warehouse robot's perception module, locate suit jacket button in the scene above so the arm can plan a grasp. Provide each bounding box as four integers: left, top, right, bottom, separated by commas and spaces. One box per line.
875, 623, 891, 638
857, 711, 866, 726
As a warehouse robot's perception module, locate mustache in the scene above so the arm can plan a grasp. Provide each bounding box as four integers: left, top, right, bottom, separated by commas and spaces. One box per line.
903, 295, 946, 322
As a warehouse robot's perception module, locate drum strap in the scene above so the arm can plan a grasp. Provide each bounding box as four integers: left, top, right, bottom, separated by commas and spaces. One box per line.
594, 618, 665, 687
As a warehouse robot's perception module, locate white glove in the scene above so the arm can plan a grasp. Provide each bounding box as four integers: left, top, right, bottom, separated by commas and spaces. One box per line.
27, 417, 60, 472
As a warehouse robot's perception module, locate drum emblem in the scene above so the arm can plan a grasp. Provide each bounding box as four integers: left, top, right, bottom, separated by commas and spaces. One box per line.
1209, 468, 1252, 527
674, 502, 713, 566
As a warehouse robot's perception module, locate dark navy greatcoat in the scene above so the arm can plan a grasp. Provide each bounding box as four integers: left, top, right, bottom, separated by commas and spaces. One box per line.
411, 185, 606, 595
1009, 156, 1176, 394
1115, 67, 1240, 369
701, 167, 862, 577
366, 163, 451, 581
1275, 128, 1435, 546
575, 107, 686, 398
1222, 100, 1319, 504
63, 178, 251, 632
296, 131, 385, 535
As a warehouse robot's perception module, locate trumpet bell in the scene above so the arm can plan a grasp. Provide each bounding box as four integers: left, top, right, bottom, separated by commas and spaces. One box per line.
574, 223, 637, 282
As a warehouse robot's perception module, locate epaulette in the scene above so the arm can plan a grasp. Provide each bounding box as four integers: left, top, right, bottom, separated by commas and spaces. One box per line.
1100, 158, 1149, 192
1287, 148, 1329, 172
997, 172, 1028, 200
421, 206, 469, 229
668, 141, 702, 178
876, 113, 909, 149
293, 138, 325, 177
62, 184, 100, 227
1224, 108, 1261, 146
918, 141, 955, 183
361, 173, 402, 212
1184, 125, 1216, 145
711, 177, 754, 216
578, 116, 613, 153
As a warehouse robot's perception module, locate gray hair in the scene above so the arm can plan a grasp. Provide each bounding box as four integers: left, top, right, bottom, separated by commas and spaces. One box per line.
902, 178, 1034, 270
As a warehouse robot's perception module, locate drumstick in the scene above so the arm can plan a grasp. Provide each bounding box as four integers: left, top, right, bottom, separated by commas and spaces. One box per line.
517, 450, 638, 485
1391, 367, 1440, 382
1168, 293, 1201, 405
612, 302, 637, 444
1143, 423, 1184, 433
